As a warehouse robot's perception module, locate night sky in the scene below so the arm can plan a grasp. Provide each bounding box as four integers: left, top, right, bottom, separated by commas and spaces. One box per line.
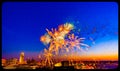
2, 2, 118, 60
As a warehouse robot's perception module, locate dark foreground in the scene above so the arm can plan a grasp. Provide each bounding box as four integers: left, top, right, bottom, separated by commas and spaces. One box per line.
2, 61, 118, 70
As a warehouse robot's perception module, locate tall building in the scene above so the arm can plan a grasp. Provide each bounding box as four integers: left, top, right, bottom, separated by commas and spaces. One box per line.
19, 52, 25, 64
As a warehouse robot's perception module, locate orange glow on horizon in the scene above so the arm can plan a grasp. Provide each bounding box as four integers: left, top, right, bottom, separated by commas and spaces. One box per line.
59, 54, 118, 61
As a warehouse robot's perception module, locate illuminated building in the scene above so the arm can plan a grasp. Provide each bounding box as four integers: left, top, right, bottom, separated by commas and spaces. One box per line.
19, 52, 25, 64
2, 59, 6, 66
9, 58, 18, 64
54, 62, 62, 67
12, 58, 18, 64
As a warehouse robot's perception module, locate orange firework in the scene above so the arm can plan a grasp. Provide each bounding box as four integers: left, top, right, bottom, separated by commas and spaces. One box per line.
58, 25, 64, 32
40, 36, 46, 42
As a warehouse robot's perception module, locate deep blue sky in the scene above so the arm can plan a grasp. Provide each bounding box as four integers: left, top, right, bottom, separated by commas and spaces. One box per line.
2, 2, 118, 59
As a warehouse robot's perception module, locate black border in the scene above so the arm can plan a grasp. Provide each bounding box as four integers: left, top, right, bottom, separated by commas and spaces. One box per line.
0, 1, 119, 71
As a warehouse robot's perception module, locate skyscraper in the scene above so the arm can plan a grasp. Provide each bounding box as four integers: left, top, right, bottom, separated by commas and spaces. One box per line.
19, 52, 24, 64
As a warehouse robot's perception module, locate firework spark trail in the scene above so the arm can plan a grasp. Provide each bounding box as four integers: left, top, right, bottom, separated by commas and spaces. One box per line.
40, 23, 90, 67
66, 34, 90, 55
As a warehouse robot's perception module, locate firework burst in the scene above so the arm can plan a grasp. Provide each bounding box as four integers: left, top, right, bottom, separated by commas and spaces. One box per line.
40, 23, 90, 67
